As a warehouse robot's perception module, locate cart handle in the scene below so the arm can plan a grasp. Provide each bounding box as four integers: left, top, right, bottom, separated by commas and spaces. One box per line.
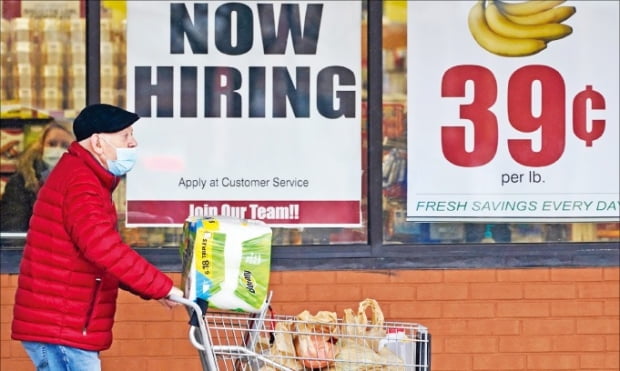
168, 295, 219, 371
168, 294, 295, 371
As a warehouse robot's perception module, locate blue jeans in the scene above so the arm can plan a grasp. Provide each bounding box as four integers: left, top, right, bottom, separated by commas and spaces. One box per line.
22, 341, 101, 371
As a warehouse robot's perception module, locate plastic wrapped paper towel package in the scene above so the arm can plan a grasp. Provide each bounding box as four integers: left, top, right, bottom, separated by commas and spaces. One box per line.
180, 216, 272, 313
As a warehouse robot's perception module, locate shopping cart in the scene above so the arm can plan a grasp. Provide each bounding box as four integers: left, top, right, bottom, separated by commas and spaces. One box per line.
170, 293, 431, 371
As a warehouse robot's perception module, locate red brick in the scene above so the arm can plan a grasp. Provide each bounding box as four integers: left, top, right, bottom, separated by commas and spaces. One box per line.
467, 319, 520, 335
551, 268, 603, 281
0, 359, 36, 371
498, 336, 553, 352
442, 302, 495, 318
336, 270, 390, 283
101, 357, 147, 371
0, 314, 12, 340
444, 270, 496, 283
269, 271, 282, 284
578, 282, 620, 299
522, 319, 575, 335
307, 283, 362, 301
110, 339, 148, 356
0, 340, 9, 360
416, 284, 468, 300
497, 269, 549, 282
552, 334, 606, 352
524, 283, 577, 299
113, 322, 146, 339
362, 284, 415, 301
389, 301, 441, 320
116, 289, 142, 304
1, 286, 15, 305
603, 267, 620, 281
276, 302, 333, 316
430, 341, 444, 355
470, 283, 522, 299
604, 298, 619, 316
0, 274, 10, 287
3, 268, 619, 371
580, 352, 620, 369
143, 321, 187, 339
1, 274, 19, 287
550, 300, 603, 316
422, 318, 467, 336
496, 301, 549, 317
527, 354, 579, 369
172, 338, 203, 357
10, 274, 20, 286
472, 354, 526, 370
143, 338, 177, 356
389, 269, 443, 283
281, 271, 336, 284
576, 318, 620, 334
269, 283, 308, 302
444, 336, 497, 353
115, 302, 176, 321
9, 340, 27, 357
0, 304, 13, 325
606, 334, 620, 351
173, 307, 192, 322
145, 357, 204, 371
430, 354, 473, 370
168, 272, 182, 282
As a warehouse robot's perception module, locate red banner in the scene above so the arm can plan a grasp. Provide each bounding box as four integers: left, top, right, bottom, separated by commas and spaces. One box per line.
127, 200, 361, 226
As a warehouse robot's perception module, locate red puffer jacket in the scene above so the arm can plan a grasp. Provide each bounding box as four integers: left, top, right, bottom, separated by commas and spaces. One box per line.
12, 142, 173, 351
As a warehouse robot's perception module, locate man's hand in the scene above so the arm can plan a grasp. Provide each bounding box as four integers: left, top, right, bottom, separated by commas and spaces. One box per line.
158, 286, 184, 309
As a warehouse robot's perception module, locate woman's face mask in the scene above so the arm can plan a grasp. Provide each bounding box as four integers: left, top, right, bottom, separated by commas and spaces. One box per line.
41, 126, 73, 170
41, 146, 66, 169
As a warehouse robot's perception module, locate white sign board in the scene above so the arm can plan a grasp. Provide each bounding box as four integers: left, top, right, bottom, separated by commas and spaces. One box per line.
407, 1, 619, 222
126, 1, 362, 226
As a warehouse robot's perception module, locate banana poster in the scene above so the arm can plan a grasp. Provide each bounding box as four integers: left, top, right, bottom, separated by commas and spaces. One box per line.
406, 0, 619, 222
124, 1, 362, 227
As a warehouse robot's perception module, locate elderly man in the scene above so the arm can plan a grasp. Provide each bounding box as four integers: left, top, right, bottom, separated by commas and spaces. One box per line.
12, 103, 183, 371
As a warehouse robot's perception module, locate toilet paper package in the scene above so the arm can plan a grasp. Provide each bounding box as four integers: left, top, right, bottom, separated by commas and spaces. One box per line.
180, 216, 272, 312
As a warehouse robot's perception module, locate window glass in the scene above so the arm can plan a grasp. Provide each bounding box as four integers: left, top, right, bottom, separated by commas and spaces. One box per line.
0, 1, 83, 238
103, 1, 368, 247
381, 1, 619, 244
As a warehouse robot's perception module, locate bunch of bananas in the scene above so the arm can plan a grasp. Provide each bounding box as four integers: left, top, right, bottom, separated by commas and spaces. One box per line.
468, 0, 576, 57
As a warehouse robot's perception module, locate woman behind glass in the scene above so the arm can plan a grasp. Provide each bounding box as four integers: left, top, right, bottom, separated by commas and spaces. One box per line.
1, 122, 74, 231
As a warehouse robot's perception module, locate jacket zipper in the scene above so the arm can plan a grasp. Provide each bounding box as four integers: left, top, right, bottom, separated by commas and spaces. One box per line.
83, 277, 102, 335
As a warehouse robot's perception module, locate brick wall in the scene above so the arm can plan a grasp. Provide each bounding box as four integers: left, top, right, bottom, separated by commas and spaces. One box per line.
2, 268, 619, 370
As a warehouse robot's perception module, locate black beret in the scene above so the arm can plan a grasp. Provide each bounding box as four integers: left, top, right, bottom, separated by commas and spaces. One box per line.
73, 103, 140, 141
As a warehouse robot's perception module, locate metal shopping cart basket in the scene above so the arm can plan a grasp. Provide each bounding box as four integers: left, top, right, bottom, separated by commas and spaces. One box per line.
170, 293, 431, 371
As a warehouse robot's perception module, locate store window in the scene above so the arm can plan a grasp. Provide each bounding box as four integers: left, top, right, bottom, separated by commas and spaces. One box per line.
1, 1, 617, 255
0, 1, 370, 247
1, 1, 85, 239
109, 1, 369, 247
381, 1, 619, 245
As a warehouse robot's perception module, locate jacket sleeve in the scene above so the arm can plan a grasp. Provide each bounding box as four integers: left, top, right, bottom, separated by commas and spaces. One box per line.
62, 174, 173, 300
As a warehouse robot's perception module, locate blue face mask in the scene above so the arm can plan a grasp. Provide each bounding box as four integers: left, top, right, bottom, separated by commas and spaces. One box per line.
102, 137, 137, 176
